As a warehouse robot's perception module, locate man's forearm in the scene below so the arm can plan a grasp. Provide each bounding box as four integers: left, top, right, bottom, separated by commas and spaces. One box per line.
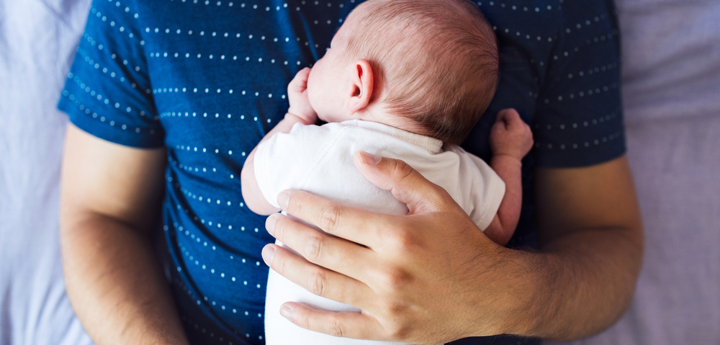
61, 214, 189, 345
505, 157, 644, 340
509, 225, 643, 340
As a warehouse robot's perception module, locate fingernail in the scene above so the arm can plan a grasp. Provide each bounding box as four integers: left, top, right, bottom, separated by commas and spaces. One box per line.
360, 151, 381, 165
280, 305, 293, 321
261, 245, 275, 266
277, 191, 289, 209
266, 214, 277, 235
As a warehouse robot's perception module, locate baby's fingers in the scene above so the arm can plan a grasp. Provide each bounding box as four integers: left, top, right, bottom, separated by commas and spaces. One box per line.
490, 120, 507, 135
498, 109, 532, 136
498, 109, 522, 125
288, 67, 312, 93
495, 108, 513, 122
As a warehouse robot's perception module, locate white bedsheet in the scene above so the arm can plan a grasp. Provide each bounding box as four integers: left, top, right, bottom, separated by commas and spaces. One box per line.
0, 0, 93, 344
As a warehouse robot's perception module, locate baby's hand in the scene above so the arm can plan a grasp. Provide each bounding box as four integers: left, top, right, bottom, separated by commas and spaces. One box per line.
287, 67, 317, 124
489, 108, 533, 160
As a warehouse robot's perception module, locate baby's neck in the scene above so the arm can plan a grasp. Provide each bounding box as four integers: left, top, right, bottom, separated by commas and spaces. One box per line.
352, 107, 430, 138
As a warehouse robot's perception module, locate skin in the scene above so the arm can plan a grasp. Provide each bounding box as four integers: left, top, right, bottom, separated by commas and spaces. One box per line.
486, 109, 533, 244
60, 124, 189, 345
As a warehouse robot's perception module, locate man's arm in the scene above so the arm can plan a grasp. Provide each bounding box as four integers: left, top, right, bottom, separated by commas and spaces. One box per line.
527, 155, 643, 339
259, 152, 642, 342
60, 124, 189, 345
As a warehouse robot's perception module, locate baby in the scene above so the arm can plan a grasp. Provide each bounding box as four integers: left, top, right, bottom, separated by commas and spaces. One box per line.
240, 0, 533, 343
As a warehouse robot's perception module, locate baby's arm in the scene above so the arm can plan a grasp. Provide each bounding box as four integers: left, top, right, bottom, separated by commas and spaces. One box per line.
241, 68, 317, 215
484, 109, 533, 245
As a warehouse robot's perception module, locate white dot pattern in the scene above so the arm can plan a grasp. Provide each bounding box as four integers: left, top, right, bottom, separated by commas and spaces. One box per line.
470, 0, 626, 169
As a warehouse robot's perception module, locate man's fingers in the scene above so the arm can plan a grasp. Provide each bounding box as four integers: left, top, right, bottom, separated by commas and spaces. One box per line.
353, 151, 449, 215
265, 213, 376, 280
263, 243, 374, 310
280, 302, 385, 340
276, 190, 389, 247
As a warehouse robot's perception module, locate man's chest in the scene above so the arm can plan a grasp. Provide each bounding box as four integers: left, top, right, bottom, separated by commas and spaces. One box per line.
135, 0, 362, 157
133, 0, 546, 168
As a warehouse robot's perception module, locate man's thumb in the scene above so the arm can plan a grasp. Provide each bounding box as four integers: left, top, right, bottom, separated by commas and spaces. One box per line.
353, 151, 446, 214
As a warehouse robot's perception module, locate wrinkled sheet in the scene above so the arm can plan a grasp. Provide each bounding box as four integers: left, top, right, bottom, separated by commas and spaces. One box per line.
547, 0, 720, 344
0, 0, 93, 344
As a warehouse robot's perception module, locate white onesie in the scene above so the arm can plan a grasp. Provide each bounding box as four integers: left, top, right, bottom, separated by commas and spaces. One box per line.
255, 119, 505, 345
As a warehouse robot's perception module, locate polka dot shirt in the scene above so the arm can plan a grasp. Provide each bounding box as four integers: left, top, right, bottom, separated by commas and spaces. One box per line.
58, 0, 625, 344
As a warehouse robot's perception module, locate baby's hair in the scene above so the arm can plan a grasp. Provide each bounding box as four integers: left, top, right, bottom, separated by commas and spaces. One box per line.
344, 0, 499, 145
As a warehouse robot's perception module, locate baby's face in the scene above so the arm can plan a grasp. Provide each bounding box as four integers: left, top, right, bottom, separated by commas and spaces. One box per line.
306, 3, 369, 122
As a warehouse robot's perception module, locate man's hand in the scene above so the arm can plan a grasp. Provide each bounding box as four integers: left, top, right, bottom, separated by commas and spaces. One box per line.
261, 151, 533, 343
261, 152, 643, 343
489, 108, 533, 160
287, 67, 318, 124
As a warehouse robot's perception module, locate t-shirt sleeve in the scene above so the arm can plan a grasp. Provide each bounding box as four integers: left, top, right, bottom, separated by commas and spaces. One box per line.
58, 0, 163, 148
254, 123, 342, 208
531, 1, 626, 167
464, 153, 506, 231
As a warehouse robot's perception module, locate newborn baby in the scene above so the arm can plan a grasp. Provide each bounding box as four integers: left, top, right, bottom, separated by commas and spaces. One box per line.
240, 0, 533, 343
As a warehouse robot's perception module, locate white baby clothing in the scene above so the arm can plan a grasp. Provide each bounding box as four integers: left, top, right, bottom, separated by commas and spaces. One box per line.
255, 119, 505, 345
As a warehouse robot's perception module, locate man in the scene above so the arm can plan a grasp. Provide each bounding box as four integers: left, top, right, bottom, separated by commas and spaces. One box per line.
59, 0, 642, 343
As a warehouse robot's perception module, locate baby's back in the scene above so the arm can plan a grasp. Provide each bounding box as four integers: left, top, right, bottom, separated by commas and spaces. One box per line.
256, 119, 504, 345
255, 119, 504, 228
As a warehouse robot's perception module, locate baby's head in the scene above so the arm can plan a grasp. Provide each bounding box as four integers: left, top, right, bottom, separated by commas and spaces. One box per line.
306, 0, 498, 145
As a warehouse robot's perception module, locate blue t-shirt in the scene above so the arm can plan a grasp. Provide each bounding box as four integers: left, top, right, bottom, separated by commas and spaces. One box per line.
58, 0, 625, 344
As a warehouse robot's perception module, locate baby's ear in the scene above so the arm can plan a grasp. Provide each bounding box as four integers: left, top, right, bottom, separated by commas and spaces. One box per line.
347, 59, 374, 114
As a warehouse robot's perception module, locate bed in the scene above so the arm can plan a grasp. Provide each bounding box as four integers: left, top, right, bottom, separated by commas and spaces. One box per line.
0, 0, 93, 344
1, 0, 718, 344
